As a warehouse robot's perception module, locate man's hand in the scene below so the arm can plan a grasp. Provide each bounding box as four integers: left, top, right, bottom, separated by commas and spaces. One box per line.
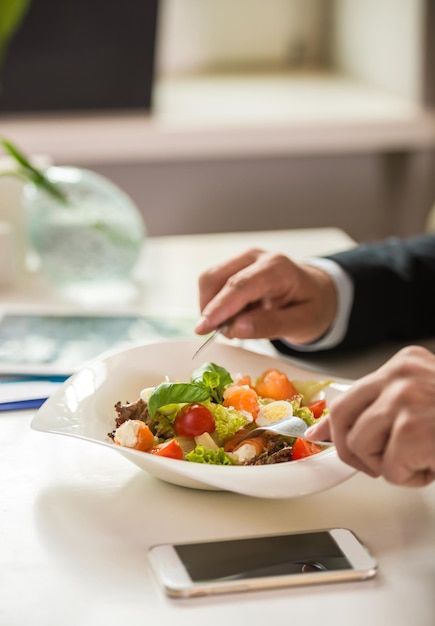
195, 248, 338, 345
306, 346, 435, 487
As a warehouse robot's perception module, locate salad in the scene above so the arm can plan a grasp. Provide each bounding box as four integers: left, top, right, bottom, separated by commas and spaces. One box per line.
109, 362, 332, 466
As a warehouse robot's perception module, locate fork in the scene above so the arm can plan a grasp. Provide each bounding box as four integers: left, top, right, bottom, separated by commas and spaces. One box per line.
192, 322, 231, 359
237, 415, 334, 447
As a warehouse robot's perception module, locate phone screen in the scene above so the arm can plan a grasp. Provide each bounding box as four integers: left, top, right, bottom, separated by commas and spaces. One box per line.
174, 531, 352, 583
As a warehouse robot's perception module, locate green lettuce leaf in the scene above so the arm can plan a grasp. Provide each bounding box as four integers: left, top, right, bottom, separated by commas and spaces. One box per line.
292, 379, 333, 404
149, 412, 177, 440
294, 406, 318, 428
185, 445, 234, 465
203, 399, 250, 443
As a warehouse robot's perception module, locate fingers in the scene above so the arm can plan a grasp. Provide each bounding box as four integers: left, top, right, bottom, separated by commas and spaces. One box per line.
196, 249, 337, 343
196, 249, 298, 334
238, 306, 305, 340
307, 346, 435, 487
197, 249, 267, 315
381, 405, 435, 486
307, 374, 383, 477
305, 414, 331, 441
222, 296, 329, 342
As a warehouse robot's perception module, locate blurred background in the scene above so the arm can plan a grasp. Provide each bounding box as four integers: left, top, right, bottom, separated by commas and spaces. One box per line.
1, 0, 435, 242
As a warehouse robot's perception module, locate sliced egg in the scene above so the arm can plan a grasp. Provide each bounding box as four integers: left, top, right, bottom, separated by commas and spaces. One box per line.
256, 400, 293, 426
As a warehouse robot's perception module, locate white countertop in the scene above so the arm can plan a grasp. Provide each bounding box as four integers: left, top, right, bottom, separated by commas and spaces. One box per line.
1, 228, 434, 626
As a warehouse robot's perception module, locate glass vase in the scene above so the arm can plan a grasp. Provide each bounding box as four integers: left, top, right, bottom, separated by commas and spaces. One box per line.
22, 166, 146, 291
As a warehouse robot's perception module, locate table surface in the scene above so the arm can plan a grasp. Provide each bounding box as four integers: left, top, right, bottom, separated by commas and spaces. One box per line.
1, 228, 434, 626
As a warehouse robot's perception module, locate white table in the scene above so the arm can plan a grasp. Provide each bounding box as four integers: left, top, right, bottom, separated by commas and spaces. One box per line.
1, 229, 434, 626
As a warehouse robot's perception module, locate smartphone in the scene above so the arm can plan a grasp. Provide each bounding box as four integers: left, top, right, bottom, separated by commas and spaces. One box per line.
149, 528, 377, 598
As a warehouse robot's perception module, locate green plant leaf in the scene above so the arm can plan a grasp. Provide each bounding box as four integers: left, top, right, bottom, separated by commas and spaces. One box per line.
0, 0, 31, 68
191, 362, 233, 403
0, 137, 68, 204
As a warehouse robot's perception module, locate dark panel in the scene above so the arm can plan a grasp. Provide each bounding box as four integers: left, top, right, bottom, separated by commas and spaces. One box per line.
0, 0, 159, 112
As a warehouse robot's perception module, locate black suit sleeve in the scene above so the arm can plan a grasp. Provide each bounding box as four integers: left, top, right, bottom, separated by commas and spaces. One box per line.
273, 234, 435, 354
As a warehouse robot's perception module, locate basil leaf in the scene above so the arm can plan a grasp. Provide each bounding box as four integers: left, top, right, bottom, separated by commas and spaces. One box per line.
191, 362, 233, 403
147, 382, 209, 417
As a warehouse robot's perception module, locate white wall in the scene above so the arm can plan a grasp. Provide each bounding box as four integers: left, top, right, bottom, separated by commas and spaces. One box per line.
155, 0, 329, 75
332, 0, 425, 101
157, 0, 426, 101
90, 150, 435, 242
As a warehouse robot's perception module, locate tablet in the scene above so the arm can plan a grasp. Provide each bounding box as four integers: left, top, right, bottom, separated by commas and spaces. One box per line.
0, 309, 196, 376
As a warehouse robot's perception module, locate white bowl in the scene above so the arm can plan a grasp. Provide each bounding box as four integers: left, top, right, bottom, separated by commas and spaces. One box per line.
31, 338, 356, 498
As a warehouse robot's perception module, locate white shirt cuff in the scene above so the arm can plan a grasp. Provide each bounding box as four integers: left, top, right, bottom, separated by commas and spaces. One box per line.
281, 257, 354, 352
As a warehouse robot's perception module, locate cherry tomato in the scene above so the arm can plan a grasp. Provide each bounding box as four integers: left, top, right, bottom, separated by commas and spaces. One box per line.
150, 439, 184, 460
174, 403, 216, 437
307, 399, 327, 419
292, 438, 323, 460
